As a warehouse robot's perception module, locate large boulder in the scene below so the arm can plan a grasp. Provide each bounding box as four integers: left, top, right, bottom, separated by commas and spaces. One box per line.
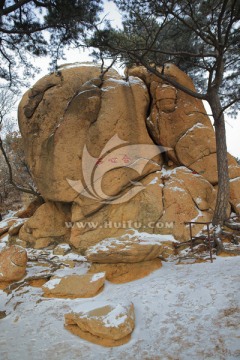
65, 302, 135, 346
69, 172, 164, 251
85, 232, 166, 283
128, 64, 239, 186
159, 167, 215, 240
85, 234, 167, 263
18, 63, 240, 250
19, 65, 161, 204
0, 245, 27, 282
130, 64, 215, 163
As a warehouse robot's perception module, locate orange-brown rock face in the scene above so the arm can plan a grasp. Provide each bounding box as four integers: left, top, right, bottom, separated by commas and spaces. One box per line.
64, 302, 135, 346
130, 64, 217, 179
18, 201, 71, 247
0, 245, 27, 282
85, 235, 166, 263
17, 64, 240, 249
88, 260, 162, 284
129, 64, 240, 214
42, 273, 106, 298
19, 65, 160, 204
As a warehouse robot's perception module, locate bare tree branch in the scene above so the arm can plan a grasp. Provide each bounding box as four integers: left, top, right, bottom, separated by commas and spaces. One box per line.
0, 137, 40, 197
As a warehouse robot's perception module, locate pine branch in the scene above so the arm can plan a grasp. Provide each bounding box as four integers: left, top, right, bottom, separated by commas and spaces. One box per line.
1, 0, 30, 16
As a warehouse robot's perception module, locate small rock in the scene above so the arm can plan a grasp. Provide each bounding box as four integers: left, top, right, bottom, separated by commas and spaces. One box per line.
0, 218, 17, 236
53, 243, 71, 256
34, 237, 53, 249
0, 245, 28, 282
8, 219, 26, 236
65, 302, 135, 347
42, 272, 105, 298
0, 311, 7, 319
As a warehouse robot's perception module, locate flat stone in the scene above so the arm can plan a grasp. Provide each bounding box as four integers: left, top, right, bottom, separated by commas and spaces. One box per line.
88, 259, 162, 283
85, 234, 166, 263
65, 302, 135, 347
42, 272, 106, 298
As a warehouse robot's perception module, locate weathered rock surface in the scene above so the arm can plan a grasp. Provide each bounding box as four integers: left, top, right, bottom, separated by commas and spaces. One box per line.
42, 272, 105, 298
227, 159, 240, 215
160, 167, 216, 240
88, 259, 162, 283
0, 245, 27, 282
86, 234, 166, 263
175, 123, 216, 166
33, 237, 54, 249
64, 302, 135, 346
69, 172, 164, 250
19, 201, 71, 246
19, 65, 160, 204
130, 65, 215, 163
8, 219, 26, 236
188, 153, 219, 184
17, 63, 240, 249
53, 243, 71, 256
228, 163, 240, 180
0, 218, 18, 236
129, 64, 238, 187
229, 177, 240, 214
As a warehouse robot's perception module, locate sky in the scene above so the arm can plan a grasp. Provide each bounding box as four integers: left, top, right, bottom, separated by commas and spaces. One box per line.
18, 0, 240, 159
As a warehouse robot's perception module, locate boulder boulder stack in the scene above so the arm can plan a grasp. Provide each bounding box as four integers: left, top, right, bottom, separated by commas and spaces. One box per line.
16, 63, 240, 251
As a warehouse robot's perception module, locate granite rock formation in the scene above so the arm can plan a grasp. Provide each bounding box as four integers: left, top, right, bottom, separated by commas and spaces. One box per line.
17, 63, 240, 251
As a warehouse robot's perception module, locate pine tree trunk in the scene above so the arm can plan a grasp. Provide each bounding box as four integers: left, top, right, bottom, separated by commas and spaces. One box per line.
209, 92, 230, 225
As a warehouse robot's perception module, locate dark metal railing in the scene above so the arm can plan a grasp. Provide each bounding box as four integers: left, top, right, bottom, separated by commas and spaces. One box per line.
184, 221, 213, 263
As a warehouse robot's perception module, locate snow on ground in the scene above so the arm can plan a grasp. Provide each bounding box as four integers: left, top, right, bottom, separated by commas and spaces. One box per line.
0, 254, 240, 360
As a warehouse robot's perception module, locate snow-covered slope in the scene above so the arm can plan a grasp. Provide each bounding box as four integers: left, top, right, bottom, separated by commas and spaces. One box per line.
0, 254, 239, 360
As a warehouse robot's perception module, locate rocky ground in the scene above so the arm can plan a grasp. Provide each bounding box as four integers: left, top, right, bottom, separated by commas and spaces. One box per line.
0, 232, 239, 360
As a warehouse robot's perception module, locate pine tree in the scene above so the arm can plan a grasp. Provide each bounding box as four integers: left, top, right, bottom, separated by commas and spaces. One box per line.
0, 0, 103, 88
90, 0, 240, 225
